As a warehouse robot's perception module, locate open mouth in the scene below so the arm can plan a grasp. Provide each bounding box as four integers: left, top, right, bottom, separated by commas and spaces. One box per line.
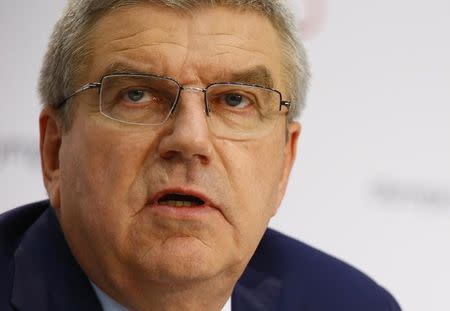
157, 193, 205, 207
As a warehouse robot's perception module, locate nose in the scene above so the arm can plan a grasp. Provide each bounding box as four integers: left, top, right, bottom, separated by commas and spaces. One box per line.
158, 89, 213, 164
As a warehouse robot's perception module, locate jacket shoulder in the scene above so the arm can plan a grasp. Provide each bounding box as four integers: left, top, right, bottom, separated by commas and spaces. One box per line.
252, 228, 401, 310
0, 201, 50, 310
0, 200, 50, 256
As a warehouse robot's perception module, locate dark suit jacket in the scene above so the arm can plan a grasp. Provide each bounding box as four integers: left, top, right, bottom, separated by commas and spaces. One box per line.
0, 201, 401, 310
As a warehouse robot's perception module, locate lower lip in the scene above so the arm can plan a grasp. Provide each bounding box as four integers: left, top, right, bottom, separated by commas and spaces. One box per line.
147, 203, 218, 219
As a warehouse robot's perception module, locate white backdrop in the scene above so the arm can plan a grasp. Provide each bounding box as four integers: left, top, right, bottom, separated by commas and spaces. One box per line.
1, 1, 449, 310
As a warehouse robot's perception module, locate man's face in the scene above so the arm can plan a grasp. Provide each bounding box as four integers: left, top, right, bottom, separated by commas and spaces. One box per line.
42, 5, 300, 285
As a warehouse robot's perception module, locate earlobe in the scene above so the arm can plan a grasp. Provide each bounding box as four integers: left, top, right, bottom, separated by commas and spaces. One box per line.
285, 122, 301, 175
39, 108, 62, 209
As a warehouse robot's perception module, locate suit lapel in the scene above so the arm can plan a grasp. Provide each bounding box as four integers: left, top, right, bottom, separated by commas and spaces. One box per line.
232, 265, 282, 311
11, 207, 102, 311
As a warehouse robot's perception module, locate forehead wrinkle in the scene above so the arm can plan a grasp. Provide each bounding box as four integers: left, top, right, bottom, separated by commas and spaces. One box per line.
93, 43, 187, 80
102, 26, 189, 57
107, 28, 155, 46
193, 31, 247, 41
214, 43, 269, 57
110, 41, 188, 54
105, 26, 187, 48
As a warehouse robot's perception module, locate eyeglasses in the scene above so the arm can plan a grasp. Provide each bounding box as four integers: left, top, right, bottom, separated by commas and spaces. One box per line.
59, 73, 291, 139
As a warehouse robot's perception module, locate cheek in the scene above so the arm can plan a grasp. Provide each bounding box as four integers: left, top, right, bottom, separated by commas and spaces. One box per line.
248, 144, 284, 213
58, 120, 156, 236
220, 137, 285, 236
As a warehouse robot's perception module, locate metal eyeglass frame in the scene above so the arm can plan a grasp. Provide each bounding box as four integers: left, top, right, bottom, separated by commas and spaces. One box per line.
57, 72, 292, 124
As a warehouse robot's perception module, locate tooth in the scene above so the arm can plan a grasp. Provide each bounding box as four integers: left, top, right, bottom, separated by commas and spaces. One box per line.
158, 200, 196, 207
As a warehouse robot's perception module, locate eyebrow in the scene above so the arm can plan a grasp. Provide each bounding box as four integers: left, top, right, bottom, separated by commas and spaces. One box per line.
99, 62, 275, 89
226, 66, 275, 89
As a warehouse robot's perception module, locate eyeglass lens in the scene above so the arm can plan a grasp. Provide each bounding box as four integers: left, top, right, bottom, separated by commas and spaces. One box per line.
99, 74, 284, 138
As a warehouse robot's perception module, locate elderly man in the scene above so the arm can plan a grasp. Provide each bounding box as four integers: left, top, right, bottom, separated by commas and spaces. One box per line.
0, 0, 401, 310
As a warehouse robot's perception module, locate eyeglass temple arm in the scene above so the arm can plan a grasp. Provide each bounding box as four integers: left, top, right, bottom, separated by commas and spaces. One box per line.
57, 82, 101, 108
280, 100, 291, 111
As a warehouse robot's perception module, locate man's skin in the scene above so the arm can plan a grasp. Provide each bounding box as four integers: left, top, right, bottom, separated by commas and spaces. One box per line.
39, 5, 300, 311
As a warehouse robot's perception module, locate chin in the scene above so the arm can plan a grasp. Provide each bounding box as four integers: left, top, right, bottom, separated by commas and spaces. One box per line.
134, 236, 232, 283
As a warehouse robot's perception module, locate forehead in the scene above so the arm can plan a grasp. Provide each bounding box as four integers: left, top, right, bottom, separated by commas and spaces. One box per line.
86, 5, 284, 87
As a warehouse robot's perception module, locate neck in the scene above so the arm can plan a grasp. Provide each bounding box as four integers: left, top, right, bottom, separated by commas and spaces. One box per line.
91, 268, 240, 311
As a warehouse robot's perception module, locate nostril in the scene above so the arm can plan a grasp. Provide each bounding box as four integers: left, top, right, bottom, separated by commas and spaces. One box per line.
159, 150, 178, 160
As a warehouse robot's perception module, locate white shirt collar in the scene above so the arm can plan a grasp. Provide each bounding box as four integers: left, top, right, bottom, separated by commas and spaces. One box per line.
91, 282, 232, 311
91, 282, 129, 311
222, 297, 232, 311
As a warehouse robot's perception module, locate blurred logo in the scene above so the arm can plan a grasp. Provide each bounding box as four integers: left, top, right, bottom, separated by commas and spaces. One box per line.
298, 0, 328, 40
0, 138, 39, 169
370, 179, 450, 208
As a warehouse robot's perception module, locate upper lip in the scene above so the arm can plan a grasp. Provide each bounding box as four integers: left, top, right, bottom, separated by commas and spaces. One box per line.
149, 187, 218, 209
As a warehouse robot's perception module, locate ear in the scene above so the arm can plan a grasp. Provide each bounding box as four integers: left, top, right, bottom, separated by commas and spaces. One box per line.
39, 107, 63, 210
273, 121, 301, 215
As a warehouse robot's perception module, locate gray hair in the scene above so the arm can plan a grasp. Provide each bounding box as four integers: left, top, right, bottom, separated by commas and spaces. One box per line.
39, 0, 310, 125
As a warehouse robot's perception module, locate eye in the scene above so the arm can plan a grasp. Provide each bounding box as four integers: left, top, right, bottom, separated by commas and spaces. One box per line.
222, 93, 251, 108
124, 89, 150, 104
